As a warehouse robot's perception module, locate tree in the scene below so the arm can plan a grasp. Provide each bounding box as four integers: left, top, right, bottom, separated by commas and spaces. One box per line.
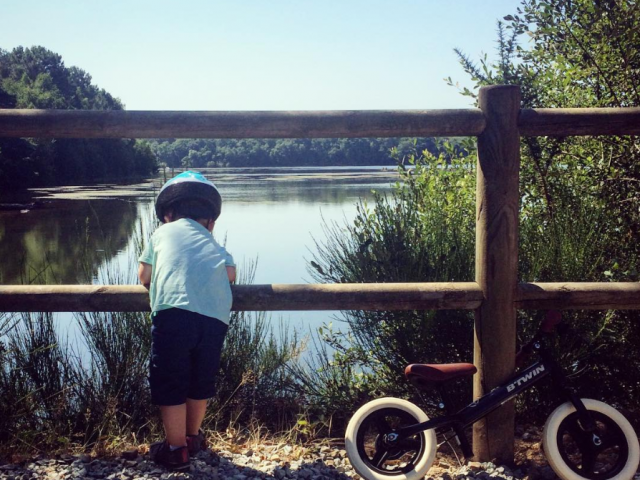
306, 0, 640, 427
452, 0, 640, 267
0, 46, 157, 188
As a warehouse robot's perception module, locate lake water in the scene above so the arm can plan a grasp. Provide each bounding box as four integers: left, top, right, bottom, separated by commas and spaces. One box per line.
0, 166, 397, 338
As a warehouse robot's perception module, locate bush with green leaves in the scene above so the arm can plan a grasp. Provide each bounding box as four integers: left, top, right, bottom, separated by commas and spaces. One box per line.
451, 0, 640, 420
307, 142, 477, 416
0, 222, 303, 455
302, 0, 640, 424
306, 134, 639, 424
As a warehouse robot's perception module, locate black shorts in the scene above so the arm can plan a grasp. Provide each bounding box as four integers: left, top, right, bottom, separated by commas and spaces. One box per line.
149, 308, 228, 406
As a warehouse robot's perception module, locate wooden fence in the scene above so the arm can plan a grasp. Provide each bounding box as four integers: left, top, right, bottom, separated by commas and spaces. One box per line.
1, 85, 640, 462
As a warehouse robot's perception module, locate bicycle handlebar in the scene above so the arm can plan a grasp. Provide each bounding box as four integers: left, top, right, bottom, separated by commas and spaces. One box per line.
515, 310, 562, 367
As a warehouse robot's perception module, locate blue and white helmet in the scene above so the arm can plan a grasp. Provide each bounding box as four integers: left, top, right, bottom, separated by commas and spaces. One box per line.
155, 171, 222, 223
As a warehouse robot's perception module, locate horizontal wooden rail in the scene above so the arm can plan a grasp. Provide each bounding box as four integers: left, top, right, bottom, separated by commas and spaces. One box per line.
516, 282, 640, 310
519, 108, 640, 136
1, 282, 639, 313
0, 283, 483, 312
1, 107, 640, 139
0, 109, 486, 139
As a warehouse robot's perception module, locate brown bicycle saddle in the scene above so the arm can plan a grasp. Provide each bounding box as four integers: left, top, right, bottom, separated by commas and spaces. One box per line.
405, 363, 477, 389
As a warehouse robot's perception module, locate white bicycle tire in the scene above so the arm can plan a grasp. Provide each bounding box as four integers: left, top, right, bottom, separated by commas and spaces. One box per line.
543, 398, 640, 480
345, 397, 437, 480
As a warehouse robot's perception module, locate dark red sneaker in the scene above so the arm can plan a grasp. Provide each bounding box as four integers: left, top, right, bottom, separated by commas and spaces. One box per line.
186, 430, 207, 455
149, 440, 190, 471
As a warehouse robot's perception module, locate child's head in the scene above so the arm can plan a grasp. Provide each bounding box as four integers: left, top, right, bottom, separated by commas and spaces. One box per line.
155, 171, 222, 229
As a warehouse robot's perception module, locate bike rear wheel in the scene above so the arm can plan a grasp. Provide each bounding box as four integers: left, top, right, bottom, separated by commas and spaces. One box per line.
543, 399, 640, 480
345, 397, 437, 480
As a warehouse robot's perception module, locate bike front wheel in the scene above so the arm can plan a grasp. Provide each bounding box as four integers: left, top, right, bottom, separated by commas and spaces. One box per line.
543, 398, 640, 480
345, 397, 437, 480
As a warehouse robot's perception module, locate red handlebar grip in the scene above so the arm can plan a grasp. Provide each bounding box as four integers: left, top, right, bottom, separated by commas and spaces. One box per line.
541, 310, 562, 333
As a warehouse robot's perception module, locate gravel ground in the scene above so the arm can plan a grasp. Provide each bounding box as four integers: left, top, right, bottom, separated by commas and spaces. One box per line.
1, 442, 639, 480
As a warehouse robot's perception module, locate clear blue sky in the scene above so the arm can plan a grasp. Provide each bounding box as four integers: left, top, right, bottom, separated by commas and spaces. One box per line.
1, 0, 521, 111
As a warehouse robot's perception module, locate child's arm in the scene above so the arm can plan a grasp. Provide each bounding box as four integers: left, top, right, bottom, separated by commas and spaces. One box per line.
138, 237, 154, 289
138, 262, 152, 290
226, 266, 236, 283
222, 248, 236, 283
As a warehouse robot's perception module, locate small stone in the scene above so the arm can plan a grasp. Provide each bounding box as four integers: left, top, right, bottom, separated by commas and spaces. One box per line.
522, 432, 533, 441
467, 463, 483, 472
456, 467, 474, 478
121, 450, 138, 461
274, 468, 286, 480
243, 450, 253, 457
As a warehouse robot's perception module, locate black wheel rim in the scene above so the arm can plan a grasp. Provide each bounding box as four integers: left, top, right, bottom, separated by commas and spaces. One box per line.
555, 410, 630, 479
355, 407, 425, 476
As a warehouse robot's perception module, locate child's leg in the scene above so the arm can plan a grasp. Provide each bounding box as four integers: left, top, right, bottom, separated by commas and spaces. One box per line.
186, 398, 208, 436
150, 310, 194, 448
186, 316, 228, 439
160, 404, 187, 447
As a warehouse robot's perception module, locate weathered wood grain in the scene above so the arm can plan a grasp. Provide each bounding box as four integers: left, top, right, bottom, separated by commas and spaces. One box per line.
1, 282, 638, 312
473, 85, 521, 463
0, 283, 483, 312
519, 107, 640, 136
517, 282, 640, 309
0, 109, 486, 139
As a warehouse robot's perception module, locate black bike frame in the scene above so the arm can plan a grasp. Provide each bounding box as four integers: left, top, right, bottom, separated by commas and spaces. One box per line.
392, 342, 590, 458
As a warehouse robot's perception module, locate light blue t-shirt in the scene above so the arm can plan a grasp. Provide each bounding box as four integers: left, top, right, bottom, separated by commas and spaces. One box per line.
139, 218, 235, 324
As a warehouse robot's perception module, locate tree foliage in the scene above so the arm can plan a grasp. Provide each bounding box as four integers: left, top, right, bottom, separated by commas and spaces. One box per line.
451, 0, 640, 271
150, 137, 441, 169
307, 0, 640, 421
451, 0, 640, 414
0, 46, 157, 189
308, 143, 477, 413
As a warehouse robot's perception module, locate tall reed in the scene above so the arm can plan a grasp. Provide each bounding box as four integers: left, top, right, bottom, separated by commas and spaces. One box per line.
0, 205, 306, 455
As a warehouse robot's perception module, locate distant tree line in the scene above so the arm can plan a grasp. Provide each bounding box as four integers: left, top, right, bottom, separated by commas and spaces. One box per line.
0, 46, 157, 189
0, 46, 445, 188
149, 137, 441, 169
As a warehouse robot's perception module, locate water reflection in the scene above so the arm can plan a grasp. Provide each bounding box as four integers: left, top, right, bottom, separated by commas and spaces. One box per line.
0, 199, 139, 284
0, 167, 396, 288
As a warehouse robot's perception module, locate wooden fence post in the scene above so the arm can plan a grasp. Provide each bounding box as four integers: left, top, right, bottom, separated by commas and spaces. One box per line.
473, 85, 521, 462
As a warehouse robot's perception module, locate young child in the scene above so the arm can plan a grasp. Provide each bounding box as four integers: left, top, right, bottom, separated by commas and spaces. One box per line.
138, 171, 236, 471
